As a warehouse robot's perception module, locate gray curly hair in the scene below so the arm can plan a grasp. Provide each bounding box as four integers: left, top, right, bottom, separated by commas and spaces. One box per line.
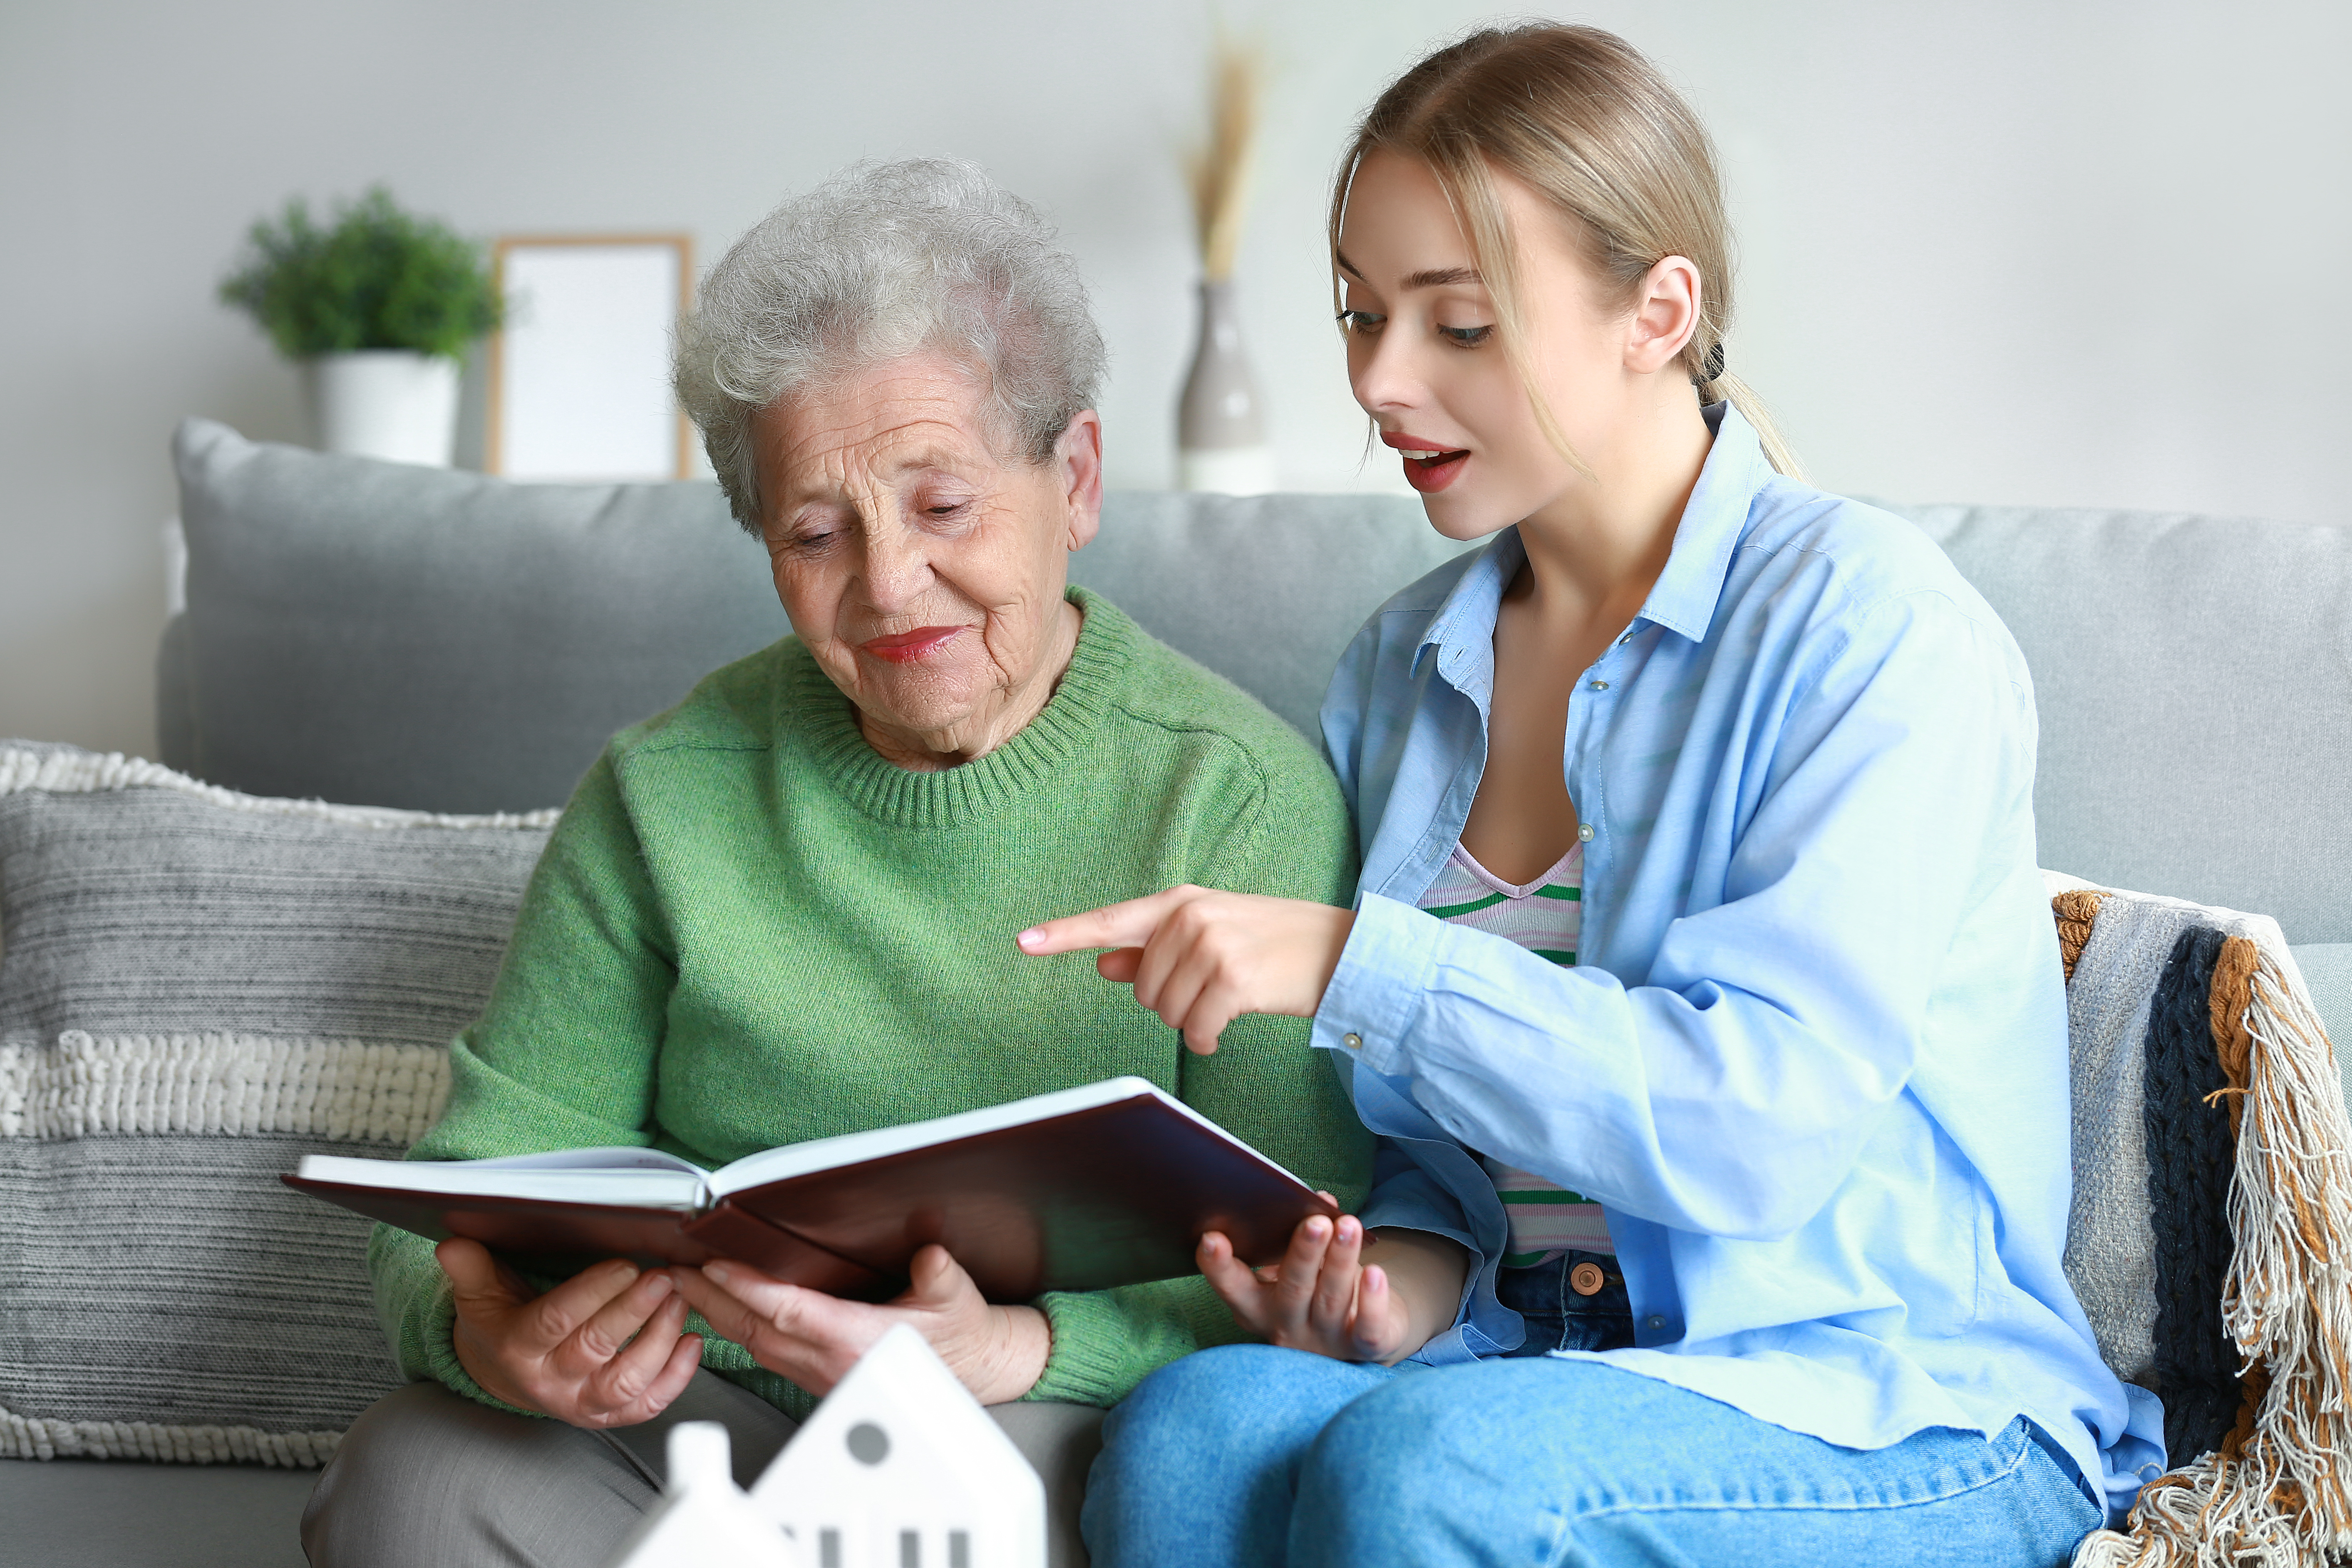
674, 159, 1108, 535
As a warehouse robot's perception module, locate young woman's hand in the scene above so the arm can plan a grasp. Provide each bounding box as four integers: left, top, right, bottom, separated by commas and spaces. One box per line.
1017, 887, 1355, 1054
439, 1240, 703, 1429
667, 1244, 1051, 1404
1199, 1206, 1469, 1365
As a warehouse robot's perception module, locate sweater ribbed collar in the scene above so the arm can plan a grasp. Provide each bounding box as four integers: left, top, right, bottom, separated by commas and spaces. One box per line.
783, 586, 1135, 829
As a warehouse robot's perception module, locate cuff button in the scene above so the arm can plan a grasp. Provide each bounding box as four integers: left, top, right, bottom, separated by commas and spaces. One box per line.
1341, 1032, 1363, 1049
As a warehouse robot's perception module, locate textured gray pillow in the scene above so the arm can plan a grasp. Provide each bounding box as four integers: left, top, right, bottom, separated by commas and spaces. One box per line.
0, 742, 549, 1465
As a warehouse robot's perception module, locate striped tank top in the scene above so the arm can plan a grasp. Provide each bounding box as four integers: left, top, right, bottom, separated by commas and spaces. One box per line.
1416, 841, 1613, 1263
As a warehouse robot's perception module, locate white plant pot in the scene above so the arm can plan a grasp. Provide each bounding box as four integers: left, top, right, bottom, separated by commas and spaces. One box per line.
306, 350, 460, 466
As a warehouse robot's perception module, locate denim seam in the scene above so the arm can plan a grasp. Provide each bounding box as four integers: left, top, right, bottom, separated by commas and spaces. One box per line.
1542, 1430, 2032, 1533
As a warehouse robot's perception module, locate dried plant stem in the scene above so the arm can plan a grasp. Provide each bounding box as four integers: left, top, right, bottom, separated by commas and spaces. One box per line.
1190, 42, 1262, 282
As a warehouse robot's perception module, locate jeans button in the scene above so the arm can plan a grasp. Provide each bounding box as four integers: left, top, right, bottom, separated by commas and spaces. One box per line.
1569, 1262, 1605, 1296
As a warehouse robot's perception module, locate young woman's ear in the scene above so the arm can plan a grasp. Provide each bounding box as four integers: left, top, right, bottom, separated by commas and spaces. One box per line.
1624, 255, 1703, 376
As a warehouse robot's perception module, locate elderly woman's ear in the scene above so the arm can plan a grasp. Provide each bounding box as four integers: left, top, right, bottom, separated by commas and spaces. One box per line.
1053, 409, 1105, 556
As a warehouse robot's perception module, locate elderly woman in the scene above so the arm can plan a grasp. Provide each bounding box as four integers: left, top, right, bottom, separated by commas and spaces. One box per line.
301, 159, 1370, 1565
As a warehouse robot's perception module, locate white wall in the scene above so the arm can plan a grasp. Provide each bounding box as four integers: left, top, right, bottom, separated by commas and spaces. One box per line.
3, 0, 2346, 758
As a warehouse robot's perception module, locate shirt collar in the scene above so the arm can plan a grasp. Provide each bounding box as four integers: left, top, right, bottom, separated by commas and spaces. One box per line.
1413, 401, 1766, 685
1635, 400, 1764, 644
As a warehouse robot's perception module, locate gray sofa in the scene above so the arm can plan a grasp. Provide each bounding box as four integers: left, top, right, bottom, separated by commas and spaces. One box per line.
3, 419, 2346, 1565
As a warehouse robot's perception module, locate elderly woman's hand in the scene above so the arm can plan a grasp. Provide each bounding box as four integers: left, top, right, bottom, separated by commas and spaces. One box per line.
668, 1245, 1051, 1404
439, 1240, 704, 1429
1017, 886, 1355, 1054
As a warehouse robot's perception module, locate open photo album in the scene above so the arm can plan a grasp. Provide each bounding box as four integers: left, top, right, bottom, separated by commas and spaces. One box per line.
286, 1076, 1335, 1301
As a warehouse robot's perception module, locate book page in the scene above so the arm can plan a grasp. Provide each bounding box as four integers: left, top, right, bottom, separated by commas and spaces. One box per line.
296, 1150, 711, 1210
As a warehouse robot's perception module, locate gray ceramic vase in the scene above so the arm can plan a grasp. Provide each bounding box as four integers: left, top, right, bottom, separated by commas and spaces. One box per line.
1176, 280, 1275, 494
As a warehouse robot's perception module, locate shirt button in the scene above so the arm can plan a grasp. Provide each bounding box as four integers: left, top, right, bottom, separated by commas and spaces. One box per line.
1588, 679, 1609, 691
1645, 1315, 1667, 1331
1577, 823, 1595, 842
1618, 632, 1635, 645
1341, 1032, 1362, 1049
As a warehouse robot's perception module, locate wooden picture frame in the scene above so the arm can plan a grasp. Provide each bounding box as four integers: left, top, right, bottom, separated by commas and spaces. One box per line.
486, 233, 694, 481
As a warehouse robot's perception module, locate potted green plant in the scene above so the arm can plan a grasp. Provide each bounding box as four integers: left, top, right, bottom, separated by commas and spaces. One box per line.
218, 186, 502, 466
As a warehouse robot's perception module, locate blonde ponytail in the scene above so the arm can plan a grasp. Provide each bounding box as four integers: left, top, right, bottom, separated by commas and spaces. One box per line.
1713, 373, 1805, 481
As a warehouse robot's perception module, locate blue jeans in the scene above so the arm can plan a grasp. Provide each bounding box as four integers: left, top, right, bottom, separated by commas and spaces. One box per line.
1496, 1251, 1635, 1357
1082, 1345, 2099, 1568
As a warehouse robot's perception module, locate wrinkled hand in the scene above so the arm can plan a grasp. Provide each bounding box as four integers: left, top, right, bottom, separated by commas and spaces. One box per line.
1198, 1205, 1417, 1363
439, 1239, 702, 1429
669, 1244, 1050, 1404
1017, 886, 1354, 1054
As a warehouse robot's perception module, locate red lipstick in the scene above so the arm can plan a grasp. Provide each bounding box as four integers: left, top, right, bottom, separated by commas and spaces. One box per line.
861, 626, 963, 664
1381, 431, 1470, 494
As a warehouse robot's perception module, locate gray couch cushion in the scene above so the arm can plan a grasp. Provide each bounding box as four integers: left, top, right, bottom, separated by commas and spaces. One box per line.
167, 422, 1464, 812
0, 742, 548, 1463
2290, 943, 2352, 1099
0, 1456, 311, 1567
1068, 491, 1467, 737
167, 429, 2352, 948
2294, 943, 2352, 1033
168, 422, 1470, 812
173, 418, 789, 815
1896, 503, 2352, 945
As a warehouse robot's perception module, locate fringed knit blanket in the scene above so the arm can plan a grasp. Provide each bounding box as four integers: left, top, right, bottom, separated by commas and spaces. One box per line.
2052, 873, 2352, 1567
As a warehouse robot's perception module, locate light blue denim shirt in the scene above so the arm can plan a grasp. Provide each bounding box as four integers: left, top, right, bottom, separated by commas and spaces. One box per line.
1321, 405, 2165, 1521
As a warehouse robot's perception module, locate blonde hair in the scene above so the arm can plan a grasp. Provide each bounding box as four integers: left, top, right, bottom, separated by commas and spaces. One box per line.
1332, 24, 1804, 479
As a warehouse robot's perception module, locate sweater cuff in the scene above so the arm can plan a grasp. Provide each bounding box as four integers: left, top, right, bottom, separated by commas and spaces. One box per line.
370, 1223, 543, 1420
1025, 1292, 1133, 1407
1315, 893, 1441, 1075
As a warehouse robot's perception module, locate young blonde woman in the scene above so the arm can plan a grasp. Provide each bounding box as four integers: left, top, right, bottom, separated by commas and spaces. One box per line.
1020, 24, 2164, 1568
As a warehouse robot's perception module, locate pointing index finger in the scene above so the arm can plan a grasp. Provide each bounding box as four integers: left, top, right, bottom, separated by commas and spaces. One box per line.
1017, 888, 1190, 957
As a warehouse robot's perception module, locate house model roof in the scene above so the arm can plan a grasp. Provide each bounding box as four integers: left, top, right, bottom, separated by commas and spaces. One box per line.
750, 1325, 1047, 1568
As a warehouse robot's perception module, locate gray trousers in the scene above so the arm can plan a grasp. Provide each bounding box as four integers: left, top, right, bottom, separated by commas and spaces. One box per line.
302, 1373, 1104, 1568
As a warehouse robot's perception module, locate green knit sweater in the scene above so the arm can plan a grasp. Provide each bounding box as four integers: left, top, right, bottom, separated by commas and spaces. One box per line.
371, 588, 1370, 1417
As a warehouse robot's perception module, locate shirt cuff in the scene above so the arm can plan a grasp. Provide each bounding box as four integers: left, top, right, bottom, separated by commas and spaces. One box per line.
1315, 893, 1443, 1075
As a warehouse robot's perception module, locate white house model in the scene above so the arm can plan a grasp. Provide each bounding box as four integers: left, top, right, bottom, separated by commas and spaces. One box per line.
750, 1324, 1047, 1568
603, 1421, 796, 1568
604, 1326, 1047, 1568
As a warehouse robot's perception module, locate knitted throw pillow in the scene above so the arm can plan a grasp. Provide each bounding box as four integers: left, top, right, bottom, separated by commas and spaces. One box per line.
0, 742, 551, 1466
2053, 873, 2352, 1565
